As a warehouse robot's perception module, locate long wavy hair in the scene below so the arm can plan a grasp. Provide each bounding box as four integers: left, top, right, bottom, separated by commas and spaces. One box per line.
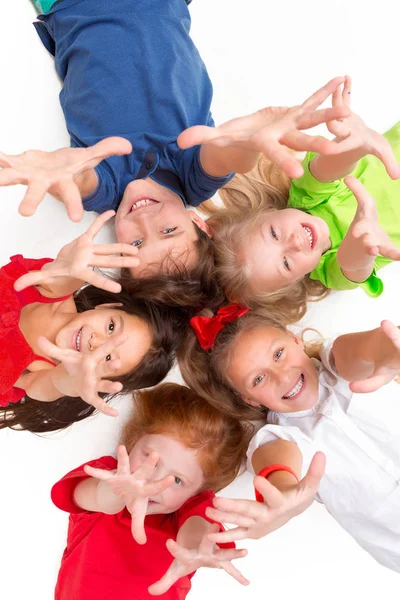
122, 383, 252, 492
1, 274, 209, 433
200, 155, 329, 324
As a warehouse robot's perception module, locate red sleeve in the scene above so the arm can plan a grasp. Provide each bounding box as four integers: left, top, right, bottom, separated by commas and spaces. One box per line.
177, 491, 235, 549
51, 456, 117, 514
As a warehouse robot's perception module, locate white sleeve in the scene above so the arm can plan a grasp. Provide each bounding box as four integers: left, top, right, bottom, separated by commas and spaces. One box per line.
318, 336, 353, 414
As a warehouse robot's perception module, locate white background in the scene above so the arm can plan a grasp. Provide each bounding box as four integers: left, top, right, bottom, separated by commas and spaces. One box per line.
1, 0, 399, 598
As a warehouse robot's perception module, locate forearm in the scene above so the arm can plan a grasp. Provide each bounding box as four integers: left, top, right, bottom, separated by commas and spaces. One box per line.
37, 261, 86, 297
73, 477, 125, 514
337, 241, 375, 283
339, 258, 375, 284
199, 145, 260, 176
252, 440, 302, 492
23, 364, 78, 401
176, 516, 210, 550
332, 327, 395, 381
309, 143, 367, 183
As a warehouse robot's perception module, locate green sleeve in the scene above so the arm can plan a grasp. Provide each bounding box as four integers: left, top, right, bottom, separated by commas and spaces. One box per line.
289, 152, 350, 210
311, 251, 384, 297
32, 0, 58, 14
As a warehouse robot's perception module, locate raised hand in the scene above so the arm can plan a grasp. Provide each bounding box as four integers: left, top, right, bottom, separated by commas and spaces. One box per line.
326, 76, 400, 179
14, 211, 139, 294
178, 76, 351, 179
36, 334, 128, 417
84, 445, 175, 544
148, 523, 249, 596
205, 452, 325, 544
0, 137, 132, 221
337, 177, 400, 281
350, 320, 400, 393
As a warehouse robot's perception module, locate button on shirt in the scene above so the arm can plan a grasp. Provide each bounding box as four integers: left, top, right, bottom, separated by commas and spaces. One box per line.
247, 338, 400, 573
34, 0, 234, 212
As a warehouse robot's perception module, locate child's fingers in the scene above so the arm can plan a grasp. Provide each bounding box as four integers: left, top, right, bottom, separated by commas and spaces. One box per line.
296, 105, 349, 131
214, 548, 248, 562
18, 180, 49, 217
221, 560, 250, 586
83, 464, 115, 481
342, 75, 352, 106
380, 320, 400, 345
97, 380, 123, 395
212, 495, 270, 518
13, 269, 49, 292
261, 141, 304, 179
300, 452, 326, 492
56, 180, 84, 222
205, 506, 255, 528
372, 141, 400, 180
177, 125, 217, 149
254, 476, 286, 509
345, 177, 378, 218
129, 499, 148, 544
331, 83, 343, 108
282, 131, 336, 155
207, 527, 248, 543
135, 452, 160, 480
89, 255, 140, 269
92, 243, 139, 257
36, 336, 73, 361
84, 271, 123, 294
198, 524, 219, 555
116, 444, 131, 474
86, 211, 116, 239
92, 334, 128, 363
84, 137, 133, 167
0, 167, 24, 186
0, 152, 14, 168
102, 359, 122, 374
349, 373, 391, 394
90, 395, 119, 417
145, 475, 175, 497
148, 556, 179, 596
301, 76, 345, 111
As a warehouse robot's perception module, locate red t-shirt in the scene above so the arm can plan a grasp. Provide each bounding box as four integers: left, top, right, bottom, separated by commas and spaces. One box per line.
52, 456, 233, 600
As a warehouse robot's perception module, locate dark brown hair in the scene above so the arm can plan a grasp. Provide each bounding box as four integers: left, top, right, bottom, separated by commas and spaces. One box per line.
122, 383, 252, 492
0, 275, 207, 434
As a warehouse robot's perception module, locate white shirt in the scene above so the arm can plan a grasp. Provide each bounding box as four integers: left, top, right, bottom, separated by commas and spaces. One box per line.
247, 338, 400, 573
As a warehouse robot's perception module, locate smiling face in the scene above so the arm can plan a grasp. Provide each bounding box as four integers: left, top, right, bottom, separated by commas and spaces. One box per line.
243, 209, 331, 293
226, 325, 319, 413
115, 178, 210, 276
55, 307, 152, 377
129, 434, 205, 515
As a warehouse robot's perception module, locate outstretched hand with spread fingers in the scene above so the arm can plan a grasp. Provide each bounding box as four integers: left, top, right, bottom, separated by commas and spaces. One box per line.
350, 320, 400, 393
0, 137, 132, 221
14, 211, 139, 294
326, 76, 400, 179
337, 177, 400, 278
205, 452, 326, 544
148, 523, 249, 596
84, 445, 175, 545
178, 77, 351, 179
36, 334, 128, 417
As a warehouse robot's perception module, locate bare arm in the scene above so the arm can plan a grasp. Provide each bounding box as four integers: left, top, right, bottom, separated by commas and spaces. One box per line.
251, 439, 302, 491
73, 477, 125, 514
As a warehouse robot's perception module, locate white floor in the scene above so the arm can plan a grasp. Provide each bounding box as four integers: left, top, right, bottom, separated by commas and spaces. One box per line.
1, 1, 399, 598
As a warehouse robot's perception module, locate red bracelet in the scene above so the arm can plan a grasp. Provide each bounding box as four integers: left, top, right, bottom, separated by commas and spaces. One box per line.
255, 464, 299, 503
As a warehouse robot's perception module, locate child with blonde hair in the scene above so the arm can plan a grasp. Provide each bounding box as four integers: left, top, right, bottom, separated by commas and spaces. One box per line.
202, 79, 400, 323
178, 305, 400, 572
51, 383, 251, 599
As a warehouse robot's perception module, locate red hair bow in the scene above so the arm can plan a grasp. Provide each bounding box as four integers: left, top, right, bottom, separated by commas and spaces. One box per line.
190, 304, 250, 351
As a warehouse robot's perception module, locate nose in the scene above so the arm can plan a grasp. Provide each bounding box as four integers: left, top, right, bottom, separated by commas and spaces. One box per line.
88, 332, 106, 351
287, 232, 303, 252
270, 363, 292, 388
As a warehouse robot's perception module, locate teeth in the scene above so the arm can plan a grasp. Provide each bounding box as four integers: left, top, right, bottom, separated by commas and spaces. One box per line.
130, 198, 156, 211
302, 226, 313, 248
76, 327, 82, 352
283, 374, 304, 399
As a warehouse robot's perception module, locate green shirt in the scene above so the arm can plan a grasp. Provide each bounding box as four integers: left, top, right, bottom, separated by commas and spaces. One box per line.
33, 0, 58, 14
288, 122, 400, 297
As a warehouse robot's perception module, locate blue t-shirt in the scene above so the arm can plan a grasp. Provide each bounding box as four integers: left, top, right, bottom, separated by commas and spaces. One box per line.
34, 0, 233, 212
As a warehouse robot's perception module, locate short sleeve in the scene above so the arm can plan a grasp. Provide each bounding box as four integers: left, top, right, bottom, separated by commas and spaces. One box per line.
177, 491, 235, 549
174, 146, 235, 207
289, 152, 349, 210
51, 456, 117, 514
311, 251, 384, 297
82, 162, 119, 213
318, 341, 353, 413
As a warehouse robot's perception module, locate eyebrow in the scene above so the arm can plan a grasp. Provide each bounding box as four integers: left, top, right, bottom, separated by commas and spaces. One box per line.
118, 315, 124, 334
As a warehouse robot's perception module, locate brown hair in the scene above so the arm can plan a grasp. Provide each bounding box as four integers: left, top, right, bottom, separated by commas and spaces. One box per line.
0, 274, 209, 434
122, 383, 252, 492
201, 156, 328, 324
178, 307, 322, 422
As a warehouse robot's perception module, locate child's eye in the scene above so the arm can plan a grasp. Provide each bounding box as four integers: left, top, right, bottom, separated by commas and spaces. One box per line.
162, 227, 177, 235
253, 374, 265, 387
283, 257, 290, 271
105, 354, 111, 362
174, 476, 182, 485
270, 227, 278, 240
274, 348, 284, 361
108, 319, 115, 334
132, 238, 143, 247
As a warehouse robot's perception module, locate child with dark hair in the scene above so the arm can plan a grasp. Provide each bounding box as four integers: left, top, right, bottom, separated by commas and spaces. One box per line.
52, 383, 252, 599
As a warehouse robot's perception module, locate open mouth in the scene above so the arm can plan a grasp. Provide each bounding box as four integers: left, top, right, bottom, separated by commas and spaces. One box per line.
282, 374, 304, 399
129, 198, 159, 213
302, 225, 315, 249
72, 326, 83, 352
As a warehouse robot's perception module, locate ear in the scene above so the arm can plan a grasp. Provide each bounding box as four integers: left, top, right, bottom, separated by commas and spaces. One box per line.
241, 395, 261, 408
289, 330, 305, 349
188, 210, 212, 238
94, 303, 123, 310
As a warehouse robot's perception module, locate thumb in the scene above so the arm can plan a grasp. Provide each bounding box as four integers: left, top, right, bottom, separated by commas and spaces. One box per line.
299, 452, 326, 492
85, 137, 133, 164
345, 176, 377, 221
349, 373, 391, 393
373, 142, 400, 180
177, 125, 220, 149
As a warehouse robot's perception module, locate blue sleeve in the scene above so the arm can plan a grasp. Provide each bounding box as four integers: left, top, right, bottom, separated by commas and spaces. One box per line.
175, 146, 235, 208
82, 162, 119, 214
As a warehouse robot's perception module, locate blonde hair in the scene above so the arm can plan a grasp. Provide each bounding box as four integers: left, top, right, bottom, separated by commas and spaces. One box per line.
178, 308, 323, 422
121, 383, 252, 492
201, 155, 328, 324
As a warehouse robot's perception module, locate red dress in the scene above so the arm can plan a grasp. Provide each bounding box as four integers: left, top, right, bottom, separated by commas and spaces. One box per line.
52, 457, 235, 600
0, 255, 69, 407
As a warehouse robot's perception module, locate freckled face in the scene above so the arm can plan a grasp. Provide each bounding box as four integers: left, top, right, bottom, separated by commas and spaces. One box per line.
55, 308, 152, 377
244, 209, 331, 292
129, 434, 205, 515
226, 325, 319, 413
